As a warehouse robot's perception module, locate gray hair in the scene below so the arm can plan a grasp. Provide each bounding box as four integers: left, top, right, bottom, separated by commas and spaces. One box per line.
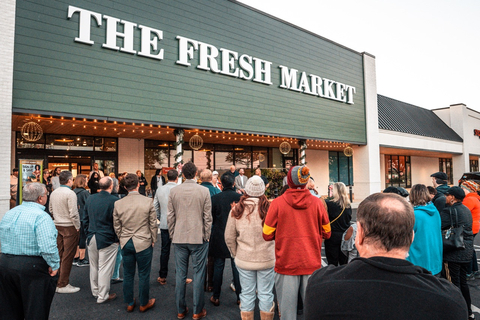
59, 171, 73, 185
23, 183, 47, 202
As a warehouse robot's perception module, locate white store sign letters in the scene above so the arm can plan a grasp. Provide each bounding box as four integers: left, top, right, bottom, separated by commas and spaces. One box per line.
67, 5, 357, 104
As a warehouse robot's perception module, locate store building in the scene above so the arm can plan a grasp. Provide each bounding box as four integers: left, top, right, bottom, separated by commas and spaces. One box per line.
1, 0, 476, 218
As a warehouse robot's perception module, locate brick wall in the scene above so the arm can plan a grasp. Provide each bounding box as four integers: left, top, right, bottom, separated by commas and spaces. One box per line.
118, 138, 144, 174
0, 0, 16, 219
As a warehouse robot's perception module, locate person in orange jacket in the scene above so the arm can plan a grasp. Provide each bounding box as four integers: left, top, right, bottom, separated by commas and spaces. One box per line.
460, 180, 480, 280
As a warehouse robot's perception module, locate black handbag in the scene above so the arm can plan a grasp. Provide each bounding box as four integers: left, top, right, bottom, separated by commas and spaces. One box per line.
442, 207, 465, 252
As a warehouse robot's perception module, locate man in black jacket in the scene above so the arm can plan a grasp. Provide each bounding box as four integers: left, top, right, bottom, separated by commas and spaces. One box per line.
305, 192, 468, 320
83, 177, 120, 304
431, 171, 449, 213
209, 174, 242, 306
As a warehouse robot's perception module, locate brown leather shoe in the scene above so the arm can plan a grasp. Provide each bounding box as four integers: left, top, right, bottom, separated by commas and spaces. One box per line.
139, 298, 155, 313
193, 308, 207, 319
107, 293, 117, 301
157, 277, 167, 285
209, 295, 220, 306
127, 299, 135, 312
177, 307, 189, 319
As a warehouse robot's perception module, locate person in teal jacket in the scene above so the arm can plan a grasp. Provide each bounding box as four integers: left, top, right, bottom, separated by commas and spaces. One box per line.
407, 184, 443, 275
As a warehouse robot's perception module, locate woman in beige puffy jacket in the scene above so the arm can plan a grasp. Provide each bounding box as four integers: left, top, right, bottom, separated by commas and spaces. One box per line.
225, 176, 275, 320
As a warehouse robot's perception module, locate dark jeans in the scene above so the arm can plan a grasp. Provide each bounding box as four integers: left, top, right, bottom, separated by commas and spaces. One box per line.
0, 254, 58, 320
122, 239, 153, 306
324, 231, 348, 266
213, 257, 241, 300
445, 261, 472, 316
56, 226, 79, 287
174, 242, 209, 315
159, 229, 171, 278
467, 233, 478, 274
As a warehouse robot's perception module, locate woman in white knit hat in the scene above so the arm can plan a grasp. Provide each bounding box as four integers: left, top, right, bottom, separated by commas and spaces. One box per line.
224, 176, 275, 320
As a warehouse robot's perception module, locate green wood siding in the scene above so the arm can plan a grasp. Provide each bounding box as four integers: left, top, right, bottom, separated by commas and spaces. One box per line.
13, 0, 367, 144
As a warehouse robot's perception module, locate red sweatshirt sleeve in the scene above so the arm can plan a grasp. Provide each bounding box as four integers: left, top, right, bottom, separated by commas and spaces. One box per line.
263, 200, 278, 241
319, 201, 331, 240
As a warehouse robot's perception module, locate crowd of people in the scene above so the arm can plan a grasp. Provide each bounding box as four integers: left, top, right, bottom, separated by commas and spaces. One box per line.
0, 163, 478, 319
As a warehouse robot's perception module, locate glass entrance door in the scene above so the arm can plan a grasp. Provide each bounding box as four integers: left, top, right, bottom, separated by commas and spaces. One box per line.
47, 156, 91, 176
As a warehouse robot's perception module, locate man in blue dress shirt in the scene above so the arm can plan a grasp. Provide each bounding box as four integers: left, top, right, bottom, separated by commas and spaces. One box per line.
0, 182, 60, 320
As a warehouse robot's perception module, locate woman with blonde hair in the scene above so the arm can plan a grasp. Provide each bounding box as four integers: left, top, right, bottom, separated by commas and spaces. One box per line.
325, 182, 352, 266
225, 176, 275, 320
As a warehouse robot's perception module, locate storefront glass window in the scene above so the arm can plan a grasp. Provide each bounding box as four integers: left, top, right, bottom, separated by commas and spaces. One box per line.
329, 151, 353, 185
193, 144, 214, 171
235, 147, 252, 168
45, 135, 94, 151
95, 138, 117, 152
385, 155, 411, 188
16, 132, 45, 149
145, 147, 169, 169
439, 158, 453, 184
252, 147, 269, 169
169, 149, 193, 167
470, 160, 479, 172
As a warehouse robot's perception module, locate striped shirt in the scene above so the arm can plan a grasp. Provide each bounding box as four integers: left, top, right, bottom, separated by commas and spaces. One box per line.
0, 201, 60, 270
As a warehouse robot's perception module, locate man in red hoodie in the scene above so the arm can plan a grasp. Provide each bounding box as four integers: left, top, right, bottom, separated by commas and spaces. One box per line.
263, 165, 331, 319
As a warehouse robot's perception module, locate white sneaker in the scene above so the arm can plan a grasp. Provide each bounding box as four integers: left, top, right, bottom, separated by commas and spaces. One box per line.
56, 284, 80, 293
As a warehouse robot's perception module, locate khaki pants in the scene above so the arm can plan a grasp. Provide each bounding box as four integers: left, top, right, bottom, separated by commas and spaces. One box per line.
56, 226, 79, 288
87, 235, 118, 303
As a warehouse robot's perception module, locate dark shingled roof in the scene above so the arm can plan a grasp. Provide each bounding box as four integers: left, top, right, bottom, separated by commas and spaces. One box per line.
378, 95, 463, 142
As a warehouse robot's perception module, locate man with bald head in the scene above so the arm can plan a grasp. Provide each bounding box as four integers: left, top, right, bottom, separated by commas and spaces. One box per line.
83, 176, 120, 304
305, 193, 468, 319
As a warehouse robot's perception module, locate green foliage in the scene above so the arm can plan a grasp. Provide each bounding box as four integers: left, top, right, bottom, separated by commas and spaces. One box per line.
262, 168, 287, 199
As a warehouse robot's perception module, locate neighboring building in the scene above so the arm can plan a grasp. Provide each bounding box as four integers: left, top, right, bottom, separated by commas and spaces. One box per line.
0, 0, 477, 217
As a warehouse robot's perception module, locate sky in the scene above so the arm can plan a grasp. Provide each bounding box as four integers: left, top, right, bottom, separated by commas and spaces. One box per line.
238, 0, 480, 111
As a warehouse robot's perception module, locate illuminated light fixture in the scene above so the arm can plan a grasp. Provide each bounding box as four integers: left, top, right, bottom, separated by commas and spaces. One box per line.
21, 122, 43, 142
54, 138, 74, 142
279, 141, 291, 155
189, 134, 203, 150
344, 146, 353, 157
94, 126, 96, 129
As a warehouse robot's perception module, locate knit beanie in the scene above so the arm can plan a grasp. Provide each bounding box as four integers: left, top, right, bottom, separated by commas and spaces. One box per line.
461, 180, 479, 193
245, 176, 265, 197
287, 165, 311, 189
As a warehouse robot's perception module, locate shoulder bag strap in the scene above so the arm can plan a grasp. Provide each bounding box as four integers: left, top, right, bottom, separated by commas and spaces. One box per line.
448, 206, 454, 228
330, 207, 345, 224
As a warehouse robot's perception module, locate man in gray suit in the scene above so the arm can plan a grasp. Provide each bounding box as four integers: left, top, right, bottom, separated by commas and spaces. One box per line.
168, 162, 212, 320
234, 168, 248, 194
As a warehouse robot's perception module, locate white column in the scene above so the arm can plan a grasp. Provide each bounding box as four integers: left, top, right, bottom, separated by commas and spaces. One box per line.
0, 0, 16, 219
299, 140, 307, 165
174, 129, 184, 183
352, 52, 381, 202
447, 104, 469, 181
